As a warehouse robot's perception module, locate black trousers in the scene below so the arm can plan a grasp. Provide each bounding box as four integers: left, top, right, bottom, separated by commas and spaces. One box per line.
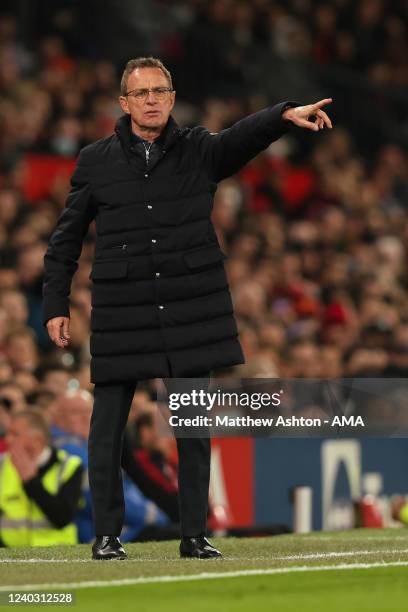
88, 374, 211, 538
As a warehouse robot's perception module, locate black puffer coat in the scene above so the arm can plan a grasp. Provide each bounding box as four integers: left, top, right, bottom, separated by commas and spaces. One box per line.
42, 101, 298, 384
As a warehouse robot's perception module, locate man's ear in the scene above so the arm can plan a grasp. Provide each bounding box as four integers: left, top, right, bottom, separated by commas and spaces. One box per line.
118, 95, 130, 114
170, 90, 176, 111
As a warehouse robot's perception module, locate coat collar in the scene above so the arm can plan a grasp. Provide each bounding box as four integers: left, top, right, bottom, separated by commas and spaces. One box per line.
114, 113, 187, 162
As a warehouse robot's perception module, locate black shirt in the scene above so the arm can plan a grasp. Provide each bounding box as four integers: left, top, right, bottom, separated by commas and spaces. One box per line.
129, 122, 170, 169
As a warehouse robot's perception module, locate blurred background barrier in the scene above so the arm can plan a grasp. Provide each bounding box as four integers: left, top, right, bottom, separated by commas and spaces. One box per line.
205, 436, 408, 532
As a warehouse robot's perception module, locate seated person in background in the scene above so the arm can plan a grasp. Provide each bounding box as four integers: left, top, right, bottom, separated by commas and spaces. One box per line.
130, 409, 229, 535
0, 382, 28, 415
121, 386, 180, 522
0, 408, 83, 547
132, 410, 179, 497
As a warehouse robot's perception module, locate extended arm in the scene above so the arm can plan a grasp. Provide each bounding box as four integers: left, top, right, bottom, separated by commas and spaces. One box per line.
194, 98, 333, 182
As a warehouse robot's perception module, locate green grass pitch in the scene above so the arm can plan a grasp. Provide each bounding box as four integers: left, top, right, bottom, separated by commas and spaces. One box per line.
1, 529, 408, 611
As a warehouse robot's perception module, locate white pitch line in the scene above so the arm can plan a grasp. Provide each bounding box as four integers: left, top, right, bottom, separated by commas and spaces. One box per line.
1, 560, 408, 591
1, 548, 408, 564
299, 536, 408, 541
274, 549, 408, 560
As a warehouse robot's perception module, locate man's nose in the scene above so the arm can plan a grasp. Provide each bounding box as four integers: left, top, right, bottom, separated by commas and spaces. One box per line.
146, 91, 158, 104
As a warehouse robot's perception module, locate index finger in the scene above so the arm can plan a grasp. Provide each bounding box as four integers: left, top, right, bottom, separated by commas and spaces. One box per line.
312, 98, 333, 110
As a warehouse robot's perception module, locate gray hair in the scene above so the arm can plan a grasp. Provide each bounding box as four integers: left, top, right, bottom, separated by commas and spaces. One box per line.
120, 57, 173, 96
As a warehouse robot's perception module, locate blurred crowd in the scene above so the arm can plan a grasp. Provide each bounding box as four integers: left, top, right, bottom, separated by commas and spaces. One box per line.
0, 0, 408, 544
165, 0, 408, 123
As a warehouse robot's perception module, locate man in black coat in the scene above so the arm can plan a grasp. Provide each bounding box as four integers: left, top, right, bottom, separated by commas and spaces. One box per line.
42, 56, 332, 559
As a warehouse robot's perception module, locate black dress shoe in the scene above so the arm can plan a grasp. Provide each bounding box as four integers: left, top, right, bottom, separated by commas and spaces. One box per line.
180, 535, 222, 559
92, 536, 127, 560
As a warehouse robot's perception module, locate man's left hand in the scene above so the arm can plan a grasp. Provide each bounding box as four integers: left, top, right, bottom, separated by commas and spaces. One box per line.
282, 98, 333, 131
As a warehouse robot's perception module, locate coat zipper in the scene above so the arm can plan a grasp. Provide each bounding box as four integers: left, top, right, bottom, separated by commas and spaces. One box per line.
108, 244, 127, 250
143, 141, 153, 165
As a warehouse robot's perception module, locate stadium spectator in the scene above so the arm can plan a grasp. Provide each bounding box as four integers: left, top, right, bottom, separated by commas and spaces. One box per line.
0, 408, 83, 547
3, 327, 40, 373
0, 381, 27, 413
131, 410, 179, 501
37, 366, 74, 396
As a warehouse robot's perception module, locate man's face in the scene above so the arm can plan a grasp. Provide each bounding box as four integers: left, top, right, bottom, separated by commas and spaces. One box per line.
5, 417, 44, 458
119, 67, 175, 133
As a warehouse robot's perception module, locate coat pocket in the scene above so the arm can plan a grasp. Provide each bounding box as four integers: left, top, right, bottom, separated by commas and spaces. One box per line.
89, 261, 129, 280
183, 244, 227, 271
